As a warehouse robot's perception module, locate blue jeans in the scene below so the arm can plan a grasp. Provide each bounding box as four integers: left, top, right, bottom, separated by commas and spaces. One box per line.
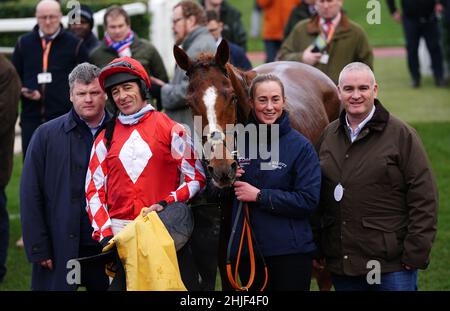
332, 269, 418, 291
0, 187, 9, 281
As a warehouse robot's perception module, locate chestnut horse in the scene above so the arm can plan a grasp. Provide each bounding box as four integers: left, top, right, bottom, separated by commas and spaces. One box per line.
174, 40, 340, 290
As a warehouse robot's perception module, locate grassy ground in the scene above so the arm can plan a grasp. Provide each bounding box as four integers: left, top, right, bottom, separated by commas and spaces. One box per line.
1, 55, 449, 291
229, 0, 405, 51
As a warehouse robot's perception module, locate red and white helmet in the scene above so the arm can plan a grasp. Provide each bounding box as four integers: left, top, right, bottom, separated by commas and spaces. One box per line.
98, 56, 151, 92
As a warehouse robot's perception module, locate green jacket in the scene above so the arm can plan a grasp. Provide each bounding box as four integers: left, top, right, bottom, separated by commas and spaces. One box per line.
89, 35, 168, 83
314, 101, 438, 276
279, 13, 373, 84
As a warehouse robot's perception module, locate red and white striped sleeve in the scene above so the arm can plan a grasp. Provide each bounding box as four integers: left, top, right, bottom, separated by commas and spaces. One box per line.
85, 132, 113, 242
164, 126, 206, 204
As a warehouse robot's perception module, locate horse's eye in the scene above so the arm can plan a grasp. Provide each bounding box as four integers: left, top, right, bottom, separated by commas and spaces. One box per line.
231, 94, 238, 104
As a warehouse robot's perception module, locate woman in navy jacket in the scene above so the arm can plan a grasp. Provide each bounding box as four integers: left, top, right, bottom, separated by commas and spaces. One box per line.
230, 74, 321, 291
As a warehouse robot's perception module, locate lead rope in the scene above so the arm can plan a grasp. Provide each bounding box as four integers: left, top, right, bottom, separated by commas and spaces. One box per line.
225, 124, 268, 291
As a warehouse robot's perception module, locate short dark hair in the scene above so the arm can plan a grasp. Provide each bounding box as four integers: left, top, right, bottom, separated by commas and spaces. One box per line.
104, 5, 130, 27
206, 10, 220, 23
174, 1, 207, 26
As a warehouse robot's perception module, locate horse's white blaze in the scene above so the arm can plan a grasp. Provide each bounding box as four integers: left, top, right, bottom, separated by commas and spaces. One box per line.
203, 86, 219, 135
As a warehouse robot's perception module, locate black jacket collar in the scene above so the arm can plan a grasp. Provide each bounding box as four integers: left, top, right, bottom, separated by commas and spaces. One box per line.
336, 99, 390, 134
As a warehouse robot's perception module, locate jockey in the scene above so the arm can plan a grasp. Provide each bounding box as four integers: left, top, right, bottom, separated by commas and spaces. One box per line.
85, 56, 206, 248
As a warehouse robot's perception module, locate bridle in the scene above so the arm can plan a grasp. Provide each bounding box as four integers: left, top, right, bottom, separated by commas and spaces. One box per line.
185, 61, 239, 166
185, 61, 269, 291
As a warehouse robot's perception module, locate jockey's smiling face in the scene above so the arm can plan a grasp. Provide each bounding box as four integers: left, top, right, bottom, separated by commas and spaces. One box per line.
111, 81, 146, 116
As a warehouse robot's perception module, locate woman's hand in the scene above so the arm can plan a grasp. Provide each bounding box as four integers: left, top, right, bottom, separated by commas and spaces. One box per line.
233, 181, 260, 202
235, 167, 245, 178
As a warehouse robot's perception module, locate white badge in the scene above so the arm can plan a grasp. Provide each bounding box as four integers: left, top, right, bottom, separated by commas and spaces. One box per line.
319, 53, 329, 64
334, 183, 344, 202
37, 72, 52, 84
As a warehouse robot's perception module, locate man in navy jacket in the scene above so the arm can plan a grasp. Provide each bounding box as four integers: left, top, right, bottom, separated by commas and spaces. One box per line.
20, 63, 109, 291
12, 0, 88, 159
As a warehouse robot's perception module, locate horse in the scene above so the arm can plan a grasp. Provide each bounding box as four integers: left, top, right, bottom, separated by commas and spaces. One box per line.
174, 39, 340, 291
175, 40, 340, 188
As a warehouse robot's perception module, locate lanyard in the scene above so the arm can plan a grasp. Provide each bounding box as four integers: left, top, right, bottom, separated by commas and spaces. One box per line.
40, 38, 53, 72
320, 22, 336, 44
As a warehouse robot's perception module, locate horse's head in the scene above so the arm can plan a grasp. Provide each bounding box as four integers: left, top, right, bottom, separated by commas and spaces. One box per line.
174, 40, 255, 188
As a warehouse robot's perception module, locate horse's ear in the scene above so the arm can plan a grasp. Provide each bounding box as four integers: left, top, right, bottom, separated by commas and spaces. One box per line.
244, 70, 257, 88
226, 64, 252, 120
215, 39, 230, 67
174, 45, 191, 71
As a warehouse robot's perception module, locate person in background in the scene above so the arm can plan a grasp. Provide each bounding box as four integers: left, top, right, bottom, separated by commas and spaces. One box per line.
387, 0, 447, 87
0, 54, 21, 283
154, 0, 216, 132
12, 0, 88, 159
315, 62, 438, 291
206, 10, 252, 71
20, 63, 110, 290
442, 0, 450, 76
68, 4, 100, 54
279, 0, 373, 85
89, 5, 168, 110
257, 0, 301, 63
200, 0, 247, 50
284, 0, 316, 39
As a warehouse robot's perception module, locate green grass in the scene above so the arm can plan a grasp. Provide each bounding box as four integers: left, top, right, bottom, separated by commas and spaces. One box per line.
1, 157, 31, 291
228, 0, 405, 51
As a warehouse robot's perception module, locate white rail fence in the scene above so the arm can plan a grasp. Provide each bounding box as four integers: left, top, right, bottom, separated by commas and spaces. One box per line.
0, 1, 176, 76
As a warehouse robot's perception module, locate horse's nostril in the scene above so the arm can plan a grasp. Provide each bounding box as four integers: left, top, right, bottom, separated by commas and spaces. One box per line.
230, 162, 237, 170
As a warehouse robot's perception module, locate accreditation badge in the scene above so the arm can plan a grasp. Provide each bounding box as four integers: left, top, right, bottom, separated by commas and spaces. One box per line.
319, 52, 329, 64
334, 183, 344, 202
37, 72, 52, 84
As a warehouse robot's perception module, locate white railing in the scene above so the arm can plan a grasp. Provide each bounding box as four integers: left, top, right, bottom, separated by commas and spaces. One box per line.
0, 2, 147, 35
149, 0, 177, 76
0, 1, 176, 76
